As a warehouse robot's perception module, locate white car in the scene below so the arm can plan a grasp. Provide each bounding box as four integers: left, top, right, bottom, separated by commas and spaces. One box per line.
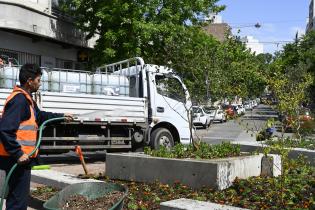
243, 101, 252, 110
237, 104, 245, 114
192, 106, 211, 128
252, 100, 258, 108
231, 104, 242, 115
203, 106, 226, 123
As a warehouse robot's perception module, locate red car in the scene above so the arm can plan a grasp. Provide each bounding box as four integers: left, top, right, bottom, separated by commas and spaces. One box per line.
222, 105, 235, 118
285, 109, 313, 130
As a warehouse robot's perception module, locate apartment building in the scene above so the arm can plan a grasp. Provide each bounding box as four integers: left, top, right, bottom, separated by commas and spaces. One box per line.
0, 0, 96, 69
203, 14, 231, 42
307, 0, 314, 32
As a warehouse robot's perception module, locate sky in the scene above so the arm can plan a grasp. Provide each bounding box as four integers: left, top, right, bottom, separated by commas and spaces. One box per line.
218, 0, 309, 54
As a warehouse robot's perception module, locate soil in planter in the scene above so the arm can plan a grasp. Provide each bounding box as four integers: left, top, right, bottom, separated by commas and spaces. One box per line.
61, 191, 124, 210
31, 186, 59, 201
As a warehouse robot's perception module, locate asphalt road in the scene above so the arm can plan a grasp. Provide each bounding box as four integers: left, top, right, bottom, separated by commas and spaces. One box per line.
196, 104, 278, 144
38, 104, 279, 162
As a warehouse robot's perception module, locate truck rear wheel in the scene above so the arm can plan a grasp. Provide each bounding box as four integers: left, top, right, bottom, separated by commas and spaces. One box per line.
150, 128, 174, 150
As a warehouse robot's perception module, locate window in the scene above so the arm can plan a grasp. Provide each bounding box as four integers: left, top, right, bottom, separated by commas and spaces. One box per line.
0, 48, 40, 66
155, 75, 185, 102
56, 58, 74, 69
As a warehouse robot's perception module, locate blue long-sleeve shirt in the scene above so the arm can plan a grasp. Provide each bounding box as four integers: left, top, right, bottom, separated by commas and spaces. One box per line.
0, 92, 63, 161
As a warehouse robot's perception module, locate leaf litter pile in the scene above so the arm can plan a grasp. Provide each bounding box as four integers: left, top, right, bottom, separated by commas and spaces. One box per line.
61, 191, 124, 210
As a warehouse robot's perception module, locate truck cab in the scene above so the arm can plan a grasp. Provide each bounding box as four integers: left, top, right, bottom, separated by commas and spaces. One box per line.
146, 64, 191, 148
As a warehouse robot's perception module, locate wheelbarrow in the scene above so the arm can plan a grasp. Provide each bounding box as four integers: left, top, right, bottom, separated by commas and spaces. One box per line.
43, 182, 128, 210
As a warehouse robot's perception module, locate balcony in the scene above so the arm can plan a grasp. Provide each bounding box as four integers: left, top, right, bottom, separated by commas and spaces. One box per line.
0, 0, 95, 48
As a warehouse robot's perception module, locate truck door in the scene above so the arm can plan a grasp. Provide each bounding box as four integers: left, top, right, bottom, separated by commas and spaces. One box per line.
152, 74, 191, 142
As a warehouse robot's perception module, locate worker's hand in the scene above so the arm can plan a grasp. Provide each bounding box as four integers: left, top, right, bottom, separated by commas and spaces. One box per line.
64, 113, 74, 122
17, 153, 29, 165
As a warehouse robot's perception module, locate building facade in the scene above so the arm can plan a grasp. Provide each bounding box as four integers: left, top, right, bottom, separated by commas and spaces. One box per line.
203, 14, 231, 42
203, 23, 231, 42
0, 0, 96, 69
307, 0, 315, 32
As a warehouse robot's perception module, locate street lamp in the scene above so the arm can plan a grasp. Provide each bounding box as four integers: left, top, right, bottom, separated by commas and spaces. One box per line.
254, 23, 261, 28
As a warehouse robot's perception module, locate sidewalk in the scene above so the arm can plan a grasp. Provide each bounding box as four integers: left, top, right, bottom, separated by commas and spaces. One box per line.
236, 130, 256, 142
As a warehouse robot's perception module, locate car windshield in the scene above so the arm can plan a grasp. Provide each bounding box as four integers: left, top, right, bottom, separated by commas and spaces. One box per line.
205, 110, 215, 114
203, 107, 216, 114
192, 107, 201, 113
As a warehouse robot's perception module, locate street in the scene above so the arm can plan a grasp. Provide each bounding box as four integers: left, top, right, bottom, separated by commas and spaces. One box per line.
196, 104, 278, 144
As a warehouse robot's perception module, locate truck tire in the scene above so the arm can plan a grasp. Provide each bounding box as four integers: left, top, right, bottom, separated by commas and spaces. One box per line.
150, 128, 174, 150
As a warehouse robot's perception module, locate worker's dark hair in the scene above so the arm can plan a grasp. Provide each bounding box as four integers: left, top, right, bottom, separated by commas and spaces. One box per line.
19, 64, 42, 86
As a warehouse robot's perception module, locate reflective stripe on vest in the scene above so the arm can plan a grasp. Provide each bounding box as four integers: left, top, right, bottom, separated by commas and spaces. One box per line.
18, 140, 36, 146
18, 125, 37, 130
0, 86, 38, 157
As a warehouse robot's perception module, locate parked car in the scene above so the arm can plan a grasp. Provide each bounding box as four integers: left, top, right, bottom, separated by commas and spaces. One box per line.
255, 98, 261, 104
243, 101, 252, 110
231, 104, 243, 115
222, 104, 235, 118
203, 106, 226, 123
238, 104, 246, 115
192, 106, 211, 128
284, 108, 313, 131
251, 100, 258, 108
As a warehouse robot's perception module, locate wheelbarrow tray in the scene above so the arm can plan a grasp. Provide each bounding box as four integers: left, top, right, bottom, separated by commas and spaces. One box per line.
43, 182, 127, 210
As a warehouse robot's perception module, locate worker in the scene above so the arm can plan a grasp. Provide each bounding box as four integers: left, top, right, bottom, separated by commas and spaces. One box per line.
0, 63, 73, 210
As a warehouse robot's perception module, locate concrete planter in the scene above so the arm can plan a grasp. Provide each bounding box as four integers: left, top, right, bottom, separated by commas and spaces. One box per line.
160, 198, 249, 210
234, 141, 315, 166
31, 170, 102, 189
106, 153, 281, 190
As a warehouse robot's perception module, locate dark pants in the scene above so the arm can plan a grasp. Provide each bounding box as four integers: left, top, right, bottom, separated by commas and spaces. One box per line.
0, 157, 31, 210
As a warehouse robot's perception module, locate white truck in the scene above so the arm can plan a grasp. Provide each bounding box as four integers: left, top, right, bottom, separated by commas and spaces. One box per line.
0, 57, 192, 154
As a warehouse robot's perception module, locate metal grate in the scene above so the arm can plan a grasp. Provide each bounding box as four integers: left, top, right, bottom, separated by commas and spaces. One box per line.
0, 48, 40, 66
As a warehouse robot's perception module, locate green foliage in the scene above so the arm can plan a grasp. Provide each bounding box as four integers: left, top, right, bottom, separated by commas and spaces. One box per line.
60, 0, 224, 64
121, 156, 315, 210
32, 157, 315, 210
60, 0, 268, 103
268, 31, 315, 137
265, 137, 315, 150
158, 29, 267, 103
144, 142, 241, 159
298, 119, 315, 137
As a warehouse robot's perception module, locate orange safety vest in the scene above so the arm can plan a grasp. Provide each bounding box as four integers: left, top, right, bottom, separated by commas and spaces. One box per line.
0, 86, 38, 158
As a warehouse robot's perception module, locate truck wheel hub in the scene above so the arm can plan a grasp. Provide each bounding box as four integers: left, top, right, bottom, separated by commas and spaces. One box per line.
159, 136, 171, 147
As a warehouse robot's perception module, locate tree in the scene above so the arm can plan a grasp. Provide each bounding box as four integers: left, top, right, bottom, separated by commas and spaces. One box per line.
298, 31, 315, 107
61, 0, 270, 148
268, 33, 313, 136
61, 0, 225, 65
159, 28, 267, 104
61, 0, 266, 103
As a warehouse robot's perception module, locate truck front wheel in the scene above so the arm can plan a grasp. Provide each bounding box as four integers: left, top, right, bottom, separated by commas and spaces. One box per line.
150, 128, 174, 150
